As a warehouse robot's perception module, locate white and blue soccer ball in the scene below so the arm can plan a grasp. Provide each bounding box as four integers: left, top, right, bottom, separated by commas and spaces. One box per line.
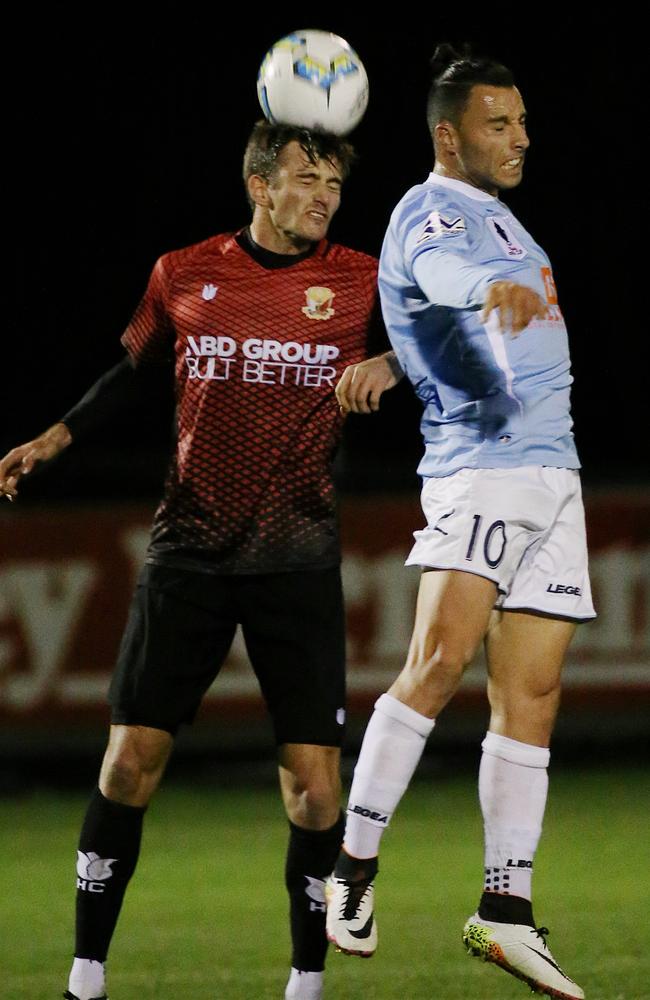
257, 29, 369, 136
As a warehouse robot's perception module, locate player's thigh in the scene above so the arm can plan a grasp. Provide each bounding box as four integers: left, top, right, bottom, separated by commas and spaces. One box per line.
240, 567, 346, 748
390, 568, 496, 715
109, 564, 238, 734
405, 567, 497, 669
485, 608, 576, 701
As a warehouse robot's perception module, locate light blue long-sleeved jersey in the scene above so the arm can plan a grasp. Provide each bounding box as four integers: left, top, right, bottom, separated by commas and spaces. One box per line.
379, 173, 580, 477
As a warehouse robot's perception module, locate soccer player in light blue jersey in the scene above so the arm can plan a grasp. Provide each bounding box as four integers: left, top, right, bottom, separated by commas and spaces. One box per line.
327, 44, 594, 1000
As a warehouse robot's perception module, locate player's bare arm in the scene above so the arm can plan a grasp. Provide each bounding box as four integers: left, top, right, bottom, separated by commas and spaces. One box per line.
482, 280, 547, 335
0, 422, 72, 500
335, 350, 403, 415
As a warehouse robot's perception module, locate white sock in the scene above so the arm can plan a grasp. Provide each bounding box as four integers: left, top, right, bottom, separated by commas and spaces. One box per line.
285, 967, 323, 1000
344, 693, 435, 859
479, 731, 550, 901
68, 958, 106, 1000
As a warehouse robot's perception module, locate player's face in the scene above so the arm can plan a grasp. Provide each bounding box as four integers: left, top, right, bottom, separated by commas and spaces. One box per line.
266, 141, 343, 249
448, 85, 529, 195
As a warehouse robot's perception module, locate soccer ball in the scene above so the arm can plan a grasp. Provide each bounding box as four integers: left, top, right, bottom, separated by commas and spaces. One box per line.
257, 29, 369, 136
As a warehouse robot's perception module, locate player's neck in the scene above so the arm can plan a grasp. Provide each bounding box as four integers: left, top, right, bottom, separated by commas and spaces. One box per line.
237, 228, 316, 269
432, 163, 498, 198
249, 217, 313, 256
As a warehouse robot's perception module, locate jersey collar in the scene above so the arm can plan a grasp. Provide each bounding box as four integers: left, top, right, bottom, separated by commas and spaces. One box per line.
425, 172, 497, 202
228, 228, 330, 263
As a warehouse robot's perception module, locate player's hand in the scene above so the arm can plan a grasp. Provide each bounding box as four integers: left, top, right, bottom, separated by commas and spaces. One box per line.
335, 351, 404, 415
481, 281, 548, 335
0, 422, 72, 501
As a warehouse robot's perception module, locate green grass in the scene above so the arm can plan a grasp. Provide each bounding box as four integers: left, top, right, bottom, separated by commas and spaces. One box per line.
2, 766, 648, 999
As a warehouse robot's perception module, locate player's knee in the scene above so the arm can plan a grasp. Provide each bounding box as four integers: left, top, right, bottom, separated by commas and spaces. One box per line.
492, 674, 562, 709
527, 680, 562, 727
100, 761, 140, 804
284, 774, 341, 828
406, 637, 472, 692
100, 737, 168, 805
488, 676, 562, 736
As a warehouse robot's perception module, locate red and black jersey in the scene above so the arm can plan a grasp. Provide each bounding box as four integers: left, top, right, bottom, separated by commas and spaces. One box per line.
121, 232, 377, 573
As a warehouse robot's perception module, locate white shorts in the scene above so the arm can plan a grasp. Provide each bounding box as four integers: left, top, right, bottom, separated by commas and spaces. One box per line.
406, 467, 596, 621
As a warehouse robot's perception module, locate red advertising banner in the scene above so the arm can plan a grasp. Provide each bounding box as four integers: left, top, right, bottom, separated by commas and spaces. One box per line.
1, 493, 648, 729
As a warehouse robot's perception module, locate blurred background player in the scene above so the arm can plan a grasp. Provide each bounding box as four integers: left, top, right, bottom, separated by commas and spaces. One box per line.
0, 121, 400, 1000
327, 44, 594, 1000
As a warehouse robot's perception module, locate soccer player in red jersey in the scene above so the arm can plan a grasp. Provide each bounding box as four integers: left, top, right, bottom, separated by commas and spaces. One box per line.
0, 122, 401, 1000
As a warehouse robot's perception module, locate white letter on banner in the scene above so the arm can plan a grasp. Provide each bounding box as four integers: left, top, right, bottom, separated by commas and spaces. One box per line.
1, 562, 95, 708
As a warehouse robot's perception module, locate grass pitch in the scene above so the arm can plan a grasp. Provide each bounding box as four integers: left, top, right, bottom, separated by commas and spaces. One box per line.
2, 764, 648, 1000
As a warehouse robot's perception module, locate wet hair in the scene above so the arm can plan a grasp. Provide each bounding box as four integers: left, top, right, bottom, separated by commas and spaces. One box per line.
243, 120, 356, 208
426, 43, 515, 134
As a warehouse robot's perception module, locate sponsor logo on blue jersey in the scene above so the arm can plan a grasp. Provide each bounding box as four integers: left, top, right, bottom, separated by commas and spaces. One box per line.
416, 210, 466, 244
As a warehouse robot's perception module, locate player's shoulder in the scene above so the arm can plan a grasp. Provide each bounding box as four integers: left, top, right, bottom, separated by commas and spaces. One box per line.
388, 179, 489, 256
323, 242, 378, 275
392, 179, 477, 226
157, 233, 235, 274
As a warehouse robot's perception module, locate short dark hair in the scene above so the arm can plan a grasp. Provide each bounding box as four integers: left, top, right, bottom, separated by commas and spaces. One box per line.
242, 120, 356, 208
426, 43, 515, 134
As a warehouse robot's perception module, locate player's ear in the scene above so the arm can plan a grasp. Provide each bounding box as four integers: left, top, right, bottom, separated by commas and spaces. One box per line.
248, 174, 272, 209
434, 120, 458, 156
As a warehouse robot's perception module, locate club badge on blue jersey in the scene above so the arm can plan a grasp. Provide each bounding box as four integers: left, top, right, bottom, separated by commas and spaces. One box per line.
487, 217, 527, 259
416, 210, 466, 244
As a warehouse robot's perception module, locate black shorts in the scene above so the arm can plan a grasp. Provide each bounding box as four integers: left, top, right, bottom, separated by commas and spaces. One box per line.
109, 563, 346, 746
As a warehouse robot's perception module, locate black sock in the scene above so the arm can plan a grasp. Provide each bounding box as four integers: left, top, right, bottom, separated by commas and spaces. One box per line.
74, 786, 146, 961
478, 891, 535, 927
334, 849, 378, 883
285, 812, 345, 972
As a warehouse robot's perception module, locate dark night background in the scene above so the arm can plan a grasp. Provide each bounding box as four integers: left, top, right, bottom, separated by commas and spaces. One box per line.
7, 10, 646, 501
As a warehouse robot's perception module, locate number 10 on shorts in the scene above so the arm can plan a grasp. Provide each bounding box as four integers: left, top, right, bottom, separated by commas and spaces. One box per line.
465, 515, 507, 569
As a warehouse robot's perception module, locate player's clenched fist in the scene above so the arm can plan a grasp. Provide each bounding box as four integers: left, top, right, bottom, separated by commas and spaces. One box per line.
0, 422, 72, 500
481, 280, 547, 335
335, 351, 403, 415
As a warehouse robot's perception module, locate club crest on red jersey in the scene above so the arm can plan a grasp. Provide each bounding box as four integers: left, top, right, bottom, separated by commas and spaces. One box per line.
302, 286, 335, 320
201, 283, 218, 301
